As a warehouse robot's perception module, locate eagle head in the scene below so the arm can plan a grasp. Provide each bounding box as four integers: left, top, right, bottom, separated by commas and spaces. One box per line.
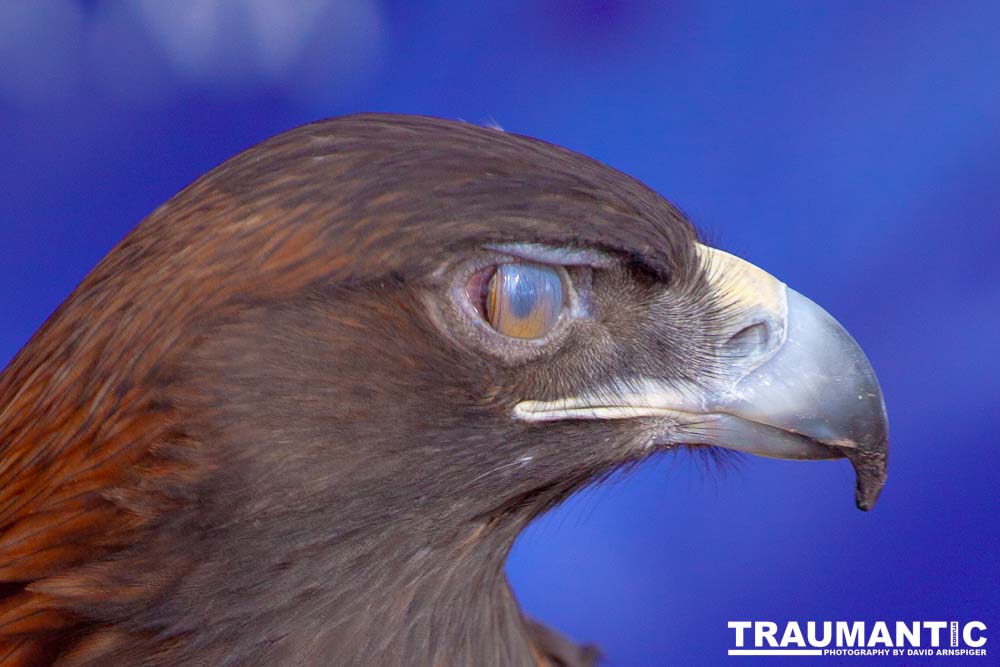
0, 114, 887, 665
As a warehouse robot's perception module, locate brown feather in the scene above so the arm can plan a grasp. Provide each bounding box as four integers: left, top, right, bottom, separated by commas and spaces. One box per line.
0, 113, 699, 663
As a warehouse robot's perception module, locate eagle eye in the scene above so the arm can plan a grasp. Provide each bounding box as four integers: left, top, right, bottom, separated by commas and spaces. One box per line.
470, 263, 565, 340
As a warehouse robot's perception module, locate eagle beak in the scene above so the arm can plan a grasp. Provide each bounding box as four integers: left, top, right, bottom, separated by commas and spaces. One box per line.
514, 245, 889, 511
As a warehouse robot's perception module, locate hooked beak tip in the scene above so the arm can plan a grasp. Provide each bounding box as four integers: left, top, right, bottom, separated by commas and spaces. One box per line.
845, 444, 888, 511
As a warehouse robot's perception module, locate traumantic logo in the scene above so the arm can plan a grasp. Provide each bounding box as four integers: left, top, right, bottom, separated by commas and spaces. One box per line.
727, 621, 988, 658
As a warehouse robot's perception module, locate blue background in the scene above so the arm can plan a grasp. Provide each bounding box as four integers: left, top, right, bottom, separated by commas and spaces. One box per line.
1, 2, 997, 664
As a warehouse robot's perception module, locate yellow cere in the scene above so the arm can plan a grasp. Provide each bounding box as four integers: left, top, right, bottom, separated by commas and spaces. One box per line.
486, 263, 564, 339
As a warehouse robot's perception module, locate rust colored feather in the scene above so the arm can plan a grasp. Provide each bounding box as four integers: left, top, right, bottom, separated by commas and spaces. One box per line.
0, 137, 350, 661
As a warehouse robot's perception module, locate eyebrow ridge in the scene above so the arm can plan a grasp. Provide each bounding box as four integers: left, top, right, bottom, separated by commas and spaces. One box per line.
484, 243, 618, 268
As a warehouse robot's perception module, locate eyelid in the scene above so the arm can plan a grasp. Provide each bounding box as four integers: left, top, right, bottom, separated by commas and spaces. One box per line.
483, 243, 617, 269
437, 252, 596, 363
452, 258, 589, 342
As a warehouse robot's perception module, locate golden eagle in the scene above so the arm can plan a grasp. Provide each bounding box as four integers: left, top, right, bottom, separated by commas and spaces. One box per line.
0, 115, 887, 665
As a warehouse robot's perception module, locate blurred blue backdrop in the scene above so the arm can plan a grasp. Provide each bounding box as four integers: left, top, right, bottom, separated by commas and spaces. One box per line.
1, 2, 997, 664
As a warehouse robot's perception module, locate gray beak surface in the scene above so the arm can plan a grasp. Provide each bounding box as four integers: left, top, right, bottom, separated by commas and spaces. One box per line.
514, 245, 889, 511
687, 285, 889, 510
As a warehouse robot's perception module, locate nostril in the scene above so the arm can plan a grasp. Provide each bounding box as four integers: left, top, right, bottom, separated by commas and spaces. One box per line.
723, 321, 773, 359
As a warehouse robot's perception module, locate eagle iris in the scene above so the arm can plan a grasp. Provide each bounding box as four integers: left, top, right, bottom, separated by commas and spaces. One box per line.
485, 263, 564, 339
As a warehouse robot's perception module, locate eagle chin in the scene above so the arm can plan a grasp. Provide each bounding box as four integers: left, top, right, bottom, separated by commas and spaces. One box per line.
0, 114, 887, 666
